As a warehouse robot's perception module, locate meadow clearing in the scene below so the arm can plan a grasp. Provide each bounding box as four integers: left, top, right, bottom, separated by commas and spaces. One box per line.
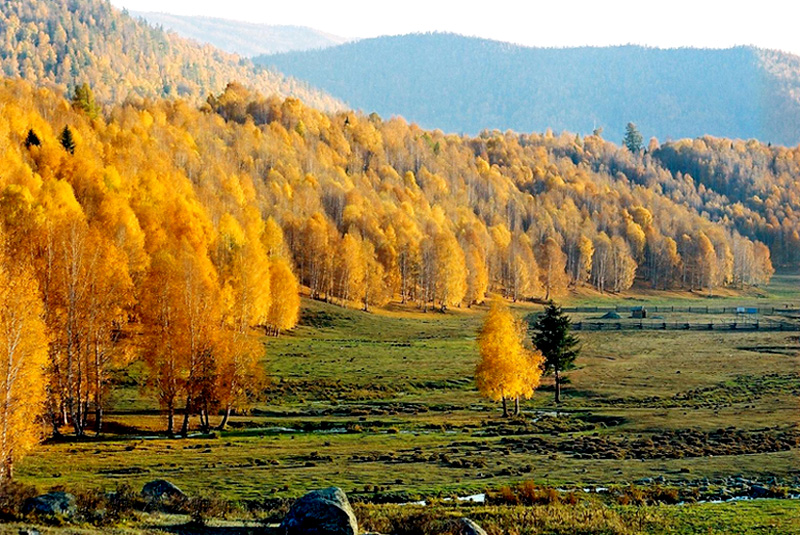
11, 273, 800, 533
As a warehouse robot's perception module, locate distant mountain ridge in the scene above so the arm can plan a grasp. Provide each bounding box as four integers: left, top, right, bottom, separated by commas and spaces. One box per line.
257, 34, 800, 145
0, 0, 342, 110
132, 12, 349, 57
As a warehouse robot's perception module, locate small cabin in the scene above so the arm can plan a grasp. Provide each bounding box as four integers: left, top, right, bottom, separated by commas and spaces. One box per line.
631, 306, 647, 319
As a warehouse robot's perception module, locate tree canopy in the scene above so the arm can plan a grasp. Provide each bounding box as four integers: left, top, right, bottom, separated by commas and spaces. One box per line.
531, 303, 580, 404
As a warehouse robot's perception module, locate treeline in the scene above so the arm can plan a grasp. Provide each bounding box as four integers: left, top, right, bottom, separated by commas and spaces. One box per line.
204, 83, 773, 302
653, 137, 800, 266
0, 0, 340, 109
0, 79, 776, 479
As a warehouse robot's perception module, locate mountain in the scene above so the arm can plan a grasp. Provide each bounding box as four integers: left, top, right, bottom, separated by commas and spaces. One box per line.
0, 0, 342, 110
131, 12, 349, 57
256, 34, 800, 146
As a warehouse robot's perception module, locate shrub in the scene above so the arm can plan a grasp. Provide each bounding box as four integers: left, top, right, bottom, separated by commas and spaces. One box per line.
0, 480, 37, 520
186, 493, 233, 526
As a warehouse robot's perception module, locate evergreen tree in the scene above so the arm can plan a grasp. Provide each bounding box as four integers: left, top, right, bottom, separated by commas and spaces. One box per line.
24, 129, 40, 148
72, 83, 101, 119
531, 302, 580, 404
59, 125, 75, 154
623, 122, 643, 153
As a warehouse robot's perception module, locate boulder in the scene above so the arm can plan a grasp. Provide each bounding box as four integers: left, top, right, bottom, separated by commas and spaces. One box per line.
22, 492, 76, 517
749, 484, 768, 498
456, 518, 488, 535
141, 479, 185, 501
281, 487, 358, 535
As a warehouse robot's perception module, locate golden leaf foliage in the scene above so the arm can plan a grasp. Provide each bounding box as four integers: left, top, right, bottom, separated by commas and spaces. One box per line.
0, 78, 781, 437
0, 245, 48, 479
475, 301, 544, 413
0, 0, 341, 110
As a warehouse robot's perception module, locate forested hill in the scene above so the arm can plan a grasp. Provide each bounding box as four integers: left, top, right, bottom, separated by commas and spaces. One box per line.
0, 0, 342, 110
132, 12, 349, 57
257, 34, 800, 146
0, 80, 777, 335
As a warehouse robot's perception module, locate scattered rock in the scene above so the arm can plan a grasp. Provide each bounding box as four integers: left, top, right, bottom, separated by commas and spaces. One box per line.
22, 492, 76, 518
281, 487, 358, 535
456, 518, 488, 535
18, 529, 41, 535
141, 479, 185, 501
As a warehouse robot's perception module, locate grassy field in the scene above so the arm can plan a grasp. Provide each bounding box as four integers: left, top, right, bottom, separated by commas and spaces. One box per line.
11, 272, 800, 532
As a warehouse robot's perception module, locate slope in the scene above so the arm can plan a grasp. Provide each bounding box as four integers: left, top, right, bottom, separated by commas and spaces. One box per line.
257, 33, 800, 145
0, 0, 342, 110
131, 11, 349, 57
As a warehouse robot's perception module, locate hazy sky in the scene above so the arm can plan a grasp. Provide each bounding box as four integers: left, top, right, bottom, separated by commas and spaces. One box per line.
108, 0, 800, 55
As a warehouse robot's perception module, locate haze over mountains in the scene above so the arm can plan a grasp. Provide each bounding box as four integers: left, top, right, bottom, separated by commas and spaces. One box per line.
0, 0, 341, 109
258, 33, 800, 146
132, 12, 349, 57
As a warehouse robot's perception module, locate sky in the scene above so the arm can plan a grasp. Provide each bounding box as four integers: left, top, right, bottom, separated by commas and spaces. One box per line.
108, 0, 800, 55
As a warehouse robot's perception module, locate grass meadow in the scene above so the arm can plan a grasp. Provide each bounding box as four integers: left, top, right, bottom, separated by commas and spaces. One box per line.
12, 272, 800, 533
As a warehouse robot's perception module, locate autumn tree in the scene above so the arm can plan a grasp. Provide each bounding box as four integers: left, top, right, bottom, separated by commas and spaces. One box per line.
538, 237, 568, 300
476, 301, 544, 417
216, 221, 271, 430
0, 248, 49, 480
266, 257, 300, 336
531, 303, 579, 404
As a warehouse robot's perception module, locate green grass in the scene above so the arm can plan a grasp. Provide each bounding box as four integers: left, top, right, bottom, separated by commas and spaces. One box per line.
11, 273, 800, 532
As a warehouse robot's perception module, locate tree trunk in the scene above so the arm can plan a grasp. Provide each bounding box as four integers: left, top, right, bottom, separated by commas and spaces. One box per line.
167, 405, 175, 437
94, 347, 103, 435
218, 405, 232, 431
2, 458, 12, 481
554, 368, 561, 404
501, 396, 509, 418
514, 396, 520, 416
180, 397, 191, 437
95, 406, 103, 436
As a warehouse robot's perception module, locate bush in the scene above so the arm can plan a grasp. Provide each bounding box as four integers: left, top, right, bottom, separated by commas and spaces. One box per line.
107, 483, 139, 522
186, 493, 233, 526
74, 483, 139, 525
488, 481, 577, 506
75, 488, 108, 524
0, 480, 37, 520
355, 505, 454, 535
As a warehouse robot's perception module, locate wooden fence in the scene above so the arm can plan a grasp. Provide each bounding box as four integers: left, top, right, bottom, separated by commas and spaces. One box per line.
572, 320, 799, 332
562, 305, 794, 315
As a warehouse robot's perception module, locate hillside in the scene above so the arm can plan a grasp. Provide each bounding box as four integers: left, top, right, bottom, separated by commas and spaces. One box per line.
0, 78, 775, 325
132, 11, 349, 57
256, 34, 800, 145
0, 0, 342, 109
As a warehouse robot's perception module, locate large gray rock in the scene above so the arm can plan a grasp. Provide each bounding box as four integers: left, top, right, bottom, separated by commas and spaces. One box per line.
456, 518, 488, 535
281, 487, 358, 535
141, 479, 185, 501
22, 492, 76, 517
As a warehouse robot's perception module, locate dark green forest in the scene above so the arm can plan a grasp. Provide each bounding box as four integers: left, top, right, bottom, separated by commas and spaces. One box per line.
258, 34, 800, 145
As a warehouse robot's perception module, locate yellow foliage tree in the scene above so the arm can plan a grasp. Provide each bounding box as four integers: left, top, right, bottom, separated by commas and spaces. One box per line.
0, 252, 49, 480
267, 257, 300, 336
538, 237, 568, 300
475, 301, 544, 417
